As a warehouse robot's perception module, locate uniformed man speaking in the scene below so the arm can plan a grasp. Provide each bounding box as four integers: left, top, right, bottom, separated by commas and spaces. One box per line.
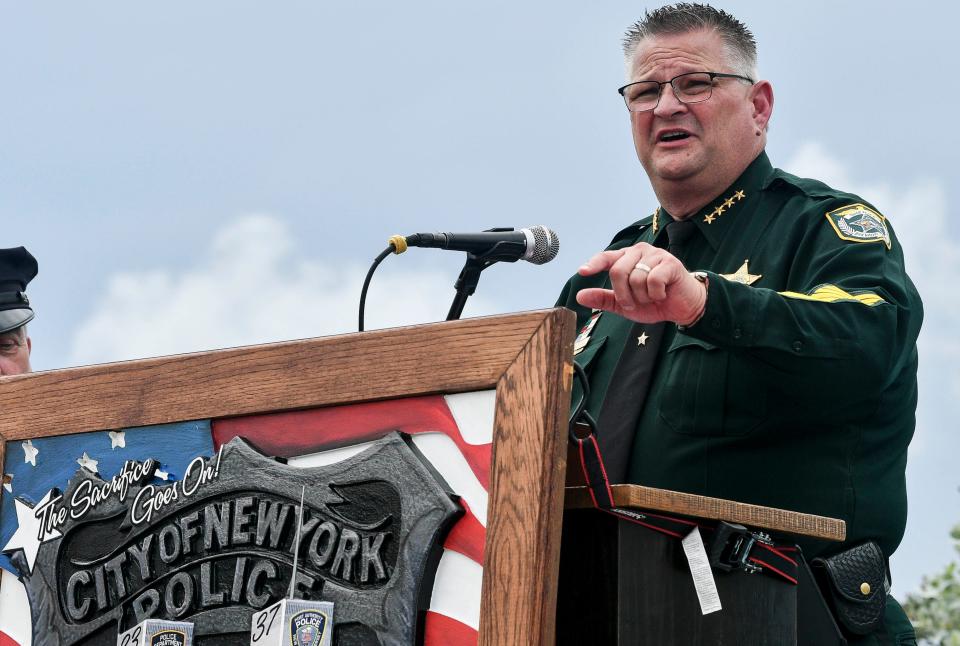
557, 4, 922, 643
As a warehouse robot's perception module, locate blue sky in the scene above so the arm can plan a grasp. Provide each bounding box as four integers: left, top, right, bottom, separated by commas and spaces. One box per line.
2, 1, 956, 596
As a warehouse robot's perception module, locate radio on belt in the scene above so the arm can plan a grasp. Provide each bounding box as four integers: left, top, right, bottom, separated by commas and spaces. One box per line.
117, 619, 194, 646
250, 598, 335, 646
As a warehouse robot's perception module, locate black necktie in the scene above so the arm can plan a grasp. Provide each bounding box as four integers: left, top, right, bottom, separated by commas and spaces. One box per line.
593, 218, 697, 483
664, 219, 697, 256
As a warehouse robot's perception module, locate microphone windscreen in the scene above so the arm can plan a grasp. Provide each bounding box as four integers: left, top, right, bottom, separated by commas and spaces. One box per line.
525, 226, 560, 265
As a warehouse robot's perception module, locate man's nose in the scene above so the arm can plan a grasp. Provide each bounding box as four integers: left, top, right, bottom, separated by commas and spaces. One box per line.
653, 83, 688, 117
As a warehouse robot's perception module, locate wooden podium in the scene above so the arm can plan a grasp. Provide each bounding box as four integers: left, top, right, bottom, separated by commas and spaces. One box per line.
0, 309, 845, 645
0, 310, 576, 645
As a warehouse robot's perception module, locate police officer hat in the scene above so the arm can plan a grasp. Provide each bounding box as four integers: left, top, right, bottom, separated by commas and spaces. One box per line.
0, 247, 38, 335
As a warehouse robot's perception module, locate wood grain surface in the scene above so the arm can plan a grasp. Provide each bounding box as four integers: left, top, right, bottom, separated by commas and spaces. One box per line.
0, 311, 556, 441
565, 484, 846, 541
480, 308, 575, 646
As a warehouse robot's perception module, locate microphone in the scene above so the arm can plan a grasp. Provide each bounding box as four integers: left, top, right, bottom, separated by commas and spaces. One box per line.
397, 226, 560, 264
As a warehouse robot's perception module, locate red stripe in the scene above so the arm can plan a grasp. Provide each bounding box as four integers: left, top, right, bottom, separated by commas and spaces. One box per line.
577, 437, 615, 508
443, 497, 485, 565
748, 556, 798, 585
577, 440, 601, 507
588, 435, 616, 502
642, 510, 697, 527
212, 395, 491, 488
423, 611, 478, 646
0, 631, 21, 646
755, 541, 798, 566
602, 509, 686, 539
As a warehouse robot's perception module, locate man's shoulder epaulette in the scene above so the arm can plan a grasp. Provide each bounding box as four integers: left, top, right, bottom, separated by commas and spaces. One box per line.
767, 169, 847, 198
770, 169, 892, 250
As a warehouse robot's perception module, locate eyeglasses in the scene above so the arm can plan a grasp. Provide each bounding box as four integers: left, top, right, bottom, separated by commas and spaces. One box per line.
618, 71, 754, 113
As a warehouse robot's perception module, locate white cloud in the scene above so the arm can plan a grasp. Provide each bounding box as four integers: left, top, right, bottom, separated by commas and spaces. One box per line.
68, 215, 500, 365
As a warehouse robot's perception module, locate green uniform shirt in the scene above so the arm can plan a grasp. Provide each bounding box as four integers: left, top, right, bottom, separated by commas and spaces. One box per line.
558, 151, 923, 564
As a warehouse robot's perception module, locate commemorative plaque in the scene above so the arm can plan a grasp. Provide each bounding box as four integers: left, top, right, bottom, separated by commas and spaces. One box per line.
5, 433, 460, 645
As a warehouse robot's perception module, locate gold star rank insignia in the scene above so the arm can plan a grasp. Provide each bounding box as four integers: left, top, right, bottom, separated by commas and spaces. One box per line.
721, 259, 762, 285
637, 331, 650, 346
703, 188, 745, 224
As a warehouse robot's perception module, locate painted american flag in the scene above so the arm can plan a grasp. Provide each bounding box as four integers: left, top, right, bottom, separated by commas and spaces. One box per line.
0, 391, 493, 645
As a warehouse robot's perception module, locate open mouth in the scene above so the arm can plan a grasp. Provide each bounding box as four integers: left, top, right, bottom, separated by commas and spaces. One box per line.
658, 130, 691, 142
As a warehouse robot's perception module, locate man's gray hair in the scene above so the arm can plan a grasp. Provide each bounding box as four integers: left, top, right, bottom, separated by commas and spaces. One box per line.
623, 3, 758, 80
3, 324, 27, 341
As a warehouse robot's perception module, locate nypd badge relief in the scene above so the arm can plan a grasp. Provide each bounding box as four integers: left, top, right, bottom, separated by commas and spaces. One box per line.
825, 203, 891, 249
9, 434, 454, 645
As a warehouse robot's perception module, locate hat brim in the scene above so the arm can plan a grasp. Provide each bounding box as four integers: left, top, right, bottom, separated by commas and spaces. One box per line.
0, 308, 34, 335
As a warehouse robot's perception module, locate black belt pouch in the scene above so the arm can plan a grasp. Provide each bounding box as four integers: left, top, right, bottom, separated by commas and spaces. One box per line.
811, 541, 887, 636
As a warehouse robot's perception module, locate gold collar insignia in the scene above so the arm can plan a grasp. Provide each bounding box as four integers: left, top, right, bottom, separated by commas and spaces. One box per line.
704, 189, 746, 224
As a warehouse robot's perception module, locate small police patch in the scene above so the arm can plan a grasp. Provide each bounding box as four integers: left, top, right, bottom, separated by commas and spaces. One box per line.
290, 609, 329, 646
825, 203, 891, 249
150, 630, 186, 646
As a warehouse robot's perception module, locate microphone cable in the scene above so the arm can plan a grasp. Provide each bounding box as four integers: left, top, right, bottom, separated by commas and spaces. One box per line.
358, 235, 408, 332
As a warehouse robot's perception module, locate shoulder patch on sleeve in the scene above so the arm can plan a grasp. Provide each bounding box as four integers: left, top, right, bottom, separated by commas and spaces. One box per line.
825, 203, 891, 250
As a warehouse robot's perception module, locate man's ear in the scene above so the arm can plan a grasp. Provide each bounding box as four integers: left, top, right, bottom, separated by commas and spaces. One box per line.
750, 80, 774, 131
26, 336, 32, 355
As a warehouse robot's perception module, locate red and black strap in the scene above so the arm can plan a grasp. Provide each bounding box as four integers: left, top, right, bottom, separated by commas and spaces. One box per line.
572, 424, 799, 585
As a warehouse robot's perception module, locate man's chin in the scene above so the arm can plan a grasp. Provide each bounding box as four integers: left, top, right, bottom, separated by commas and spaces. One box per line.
645, 147, 704, 179
651, 161, 703, 183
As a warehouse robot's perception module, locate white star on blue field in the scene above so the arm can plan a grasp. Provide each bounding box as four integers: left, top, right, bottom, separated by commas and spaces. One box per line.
0, 421, 214, 573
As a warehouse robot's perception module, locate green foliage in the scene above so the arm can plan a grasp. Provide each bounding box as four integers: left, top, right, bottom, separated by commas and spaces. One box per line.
903, 524, 960, 645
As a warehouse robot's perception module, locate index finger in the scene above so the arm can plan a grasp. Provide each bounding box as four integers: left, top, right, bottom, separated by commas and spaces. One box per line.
578, 249, 627, 276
